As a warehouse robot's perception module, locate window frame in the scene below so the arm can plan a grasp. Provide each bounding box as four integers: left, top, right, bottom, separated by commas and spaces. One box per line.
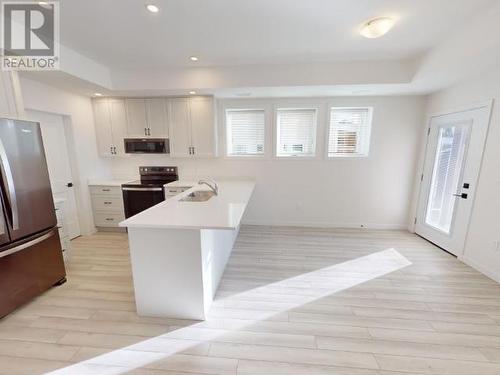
274, 107, 319, 158
223, 107, 268, 159
325, 106, 374, 159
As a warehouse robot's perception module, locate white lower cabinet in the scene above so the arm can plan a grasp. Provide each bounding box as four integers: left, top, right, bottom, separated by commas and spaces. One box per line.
90, 185, 125, 228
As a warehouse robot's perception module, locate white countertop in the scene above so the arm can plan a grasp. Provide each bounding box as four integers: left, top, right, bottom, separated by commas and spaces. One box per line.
88, 179, 134, 187
120, 180, 255, 230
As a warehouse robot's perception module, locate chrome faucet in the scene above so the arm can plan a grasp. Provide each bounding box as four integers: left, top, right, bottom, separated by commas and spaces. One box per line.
198, 179, 218, 195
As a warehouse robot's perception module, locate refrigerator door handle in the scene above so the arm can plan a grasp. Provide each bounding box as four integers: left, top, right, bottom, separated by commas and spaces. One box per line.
0, 138, 19, 230
0, 205, 6, 237
0, 230, 54, 259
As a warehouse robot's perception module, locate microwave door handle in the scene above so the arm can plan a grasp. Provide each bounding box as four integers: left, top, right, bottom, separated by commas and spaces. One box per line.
0, 139, 19, 230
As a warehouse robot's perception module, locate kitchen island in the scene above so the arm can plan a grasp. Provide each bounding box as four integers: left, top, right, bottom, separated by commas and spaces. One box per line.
119, 180, 255, 320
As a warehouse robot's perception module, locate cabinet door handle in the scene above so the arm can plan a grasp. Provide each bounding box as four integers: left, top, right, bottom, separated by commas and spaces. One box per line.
144, 127, 148, 136
110, 146, 113, 154
113, 146, 117, 154
192, 146, 195, 155
147, 128, 151, 136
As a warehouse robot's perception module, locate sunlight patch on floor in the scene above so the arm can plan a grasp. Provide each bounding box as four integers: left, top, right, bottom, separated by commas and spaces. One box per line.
47, 248, 411, 374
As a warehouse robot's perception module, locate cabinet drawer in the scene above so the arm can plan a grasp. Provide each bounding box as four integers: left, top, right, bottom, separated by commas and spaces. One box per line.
90, 185, 122, 196
91, 195, 124, 213
94, 212, 125, 227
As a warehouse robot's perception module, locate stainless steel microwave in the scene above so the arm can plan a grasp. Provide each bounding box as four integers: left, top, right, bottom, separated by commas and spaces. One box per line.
124, 138, 169, 154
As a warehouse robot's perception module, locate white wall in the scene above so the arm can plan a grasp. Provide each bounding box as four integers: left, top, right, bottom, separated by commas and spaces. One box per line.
19, 77, 110, 235
106, 96, 425, 229
421, 67, 500, 282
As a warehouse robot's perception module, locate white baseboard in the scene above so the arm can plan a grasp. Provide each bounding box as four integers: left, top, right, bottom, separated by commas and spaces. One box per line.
241, 219, 408, 230
460, 255, 500, 284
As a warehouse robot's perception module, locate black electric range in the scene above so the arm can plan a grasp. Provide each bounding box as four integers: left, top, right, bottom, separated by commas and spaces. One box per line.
122, 166, 178, 218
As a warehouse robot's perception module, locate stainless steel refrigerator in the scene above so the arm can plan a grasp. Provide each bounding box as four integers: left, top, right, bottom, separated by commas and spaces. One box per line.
0, 118, 66, 318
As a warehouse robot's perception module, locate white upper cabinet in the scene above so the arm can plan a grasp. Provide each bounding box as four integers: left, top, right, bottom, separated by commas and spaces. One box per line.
93, 99, 114, 156
93, 98, 127, 156
125, 98, 168, 137
108, 99, 127, 155
93, 96, 215, 158
168, 98, 192, 158
169, 96, 216, 158
146, 98, 169, 137
190, 97, 216, 157
125, 99, 148, 137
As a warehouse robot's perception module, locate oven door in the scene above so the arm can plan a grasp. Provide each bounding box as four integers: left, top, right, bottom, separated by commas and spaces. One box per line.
122, 187, 165, 218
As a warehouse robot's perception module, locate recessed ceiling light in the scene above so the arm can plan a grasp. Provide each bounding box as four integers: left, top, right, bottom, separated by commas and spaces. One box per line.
189, 91, 197, 95
189, 56, 199, 62
94, 92, 103, 97
360, 17, 395, 38
145, 4, 160, 13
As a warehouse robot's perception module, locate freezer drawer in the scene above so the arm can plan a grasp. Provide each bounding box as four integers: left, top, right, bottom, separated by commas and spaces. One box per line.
0, 228, 66, 318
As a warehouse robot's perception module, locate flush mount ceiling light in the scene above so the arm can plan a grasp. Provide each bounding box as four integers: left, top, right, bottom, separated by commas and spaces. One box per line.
360, 17, 395, 38
145, 4, 160, 13
189, 91, 197, 95
189, 56, 199, 62
94, 92, 103, 97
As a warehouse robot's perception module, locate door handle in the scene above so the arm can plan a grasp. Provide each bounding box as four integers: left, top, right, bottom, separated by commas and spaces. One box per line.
0, 137, 19, 230
0, 230, 55, 259
453, 193, 468, 199
67, 182, 73, 188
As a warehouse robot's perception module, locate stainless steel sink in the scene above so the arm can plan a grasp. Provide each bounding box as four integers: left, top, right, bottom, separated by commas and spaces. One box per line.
179, 190, 216, 202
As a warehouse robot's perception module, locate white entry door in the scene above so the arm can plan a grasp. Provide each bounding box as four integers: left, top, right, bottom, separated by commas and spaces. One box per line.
415, 103, 491, 255
26, 110, 81, 239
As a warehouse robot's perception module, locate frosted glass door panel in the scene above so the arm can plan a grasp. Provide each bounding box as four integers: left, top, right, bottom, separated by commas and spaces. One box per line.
425, 124, 469, 234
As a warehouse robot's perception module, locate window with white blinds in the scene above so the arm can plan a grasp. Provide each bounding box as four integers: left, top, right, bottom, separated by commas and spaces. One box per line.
226, 109, 265, 156
276, 108, 317, 157
328, 107, 372, 157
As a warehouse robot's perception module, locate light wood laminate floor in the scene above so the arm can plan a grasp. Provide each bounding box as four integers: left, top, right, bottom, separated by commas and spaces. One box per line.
1, 226, 500, 374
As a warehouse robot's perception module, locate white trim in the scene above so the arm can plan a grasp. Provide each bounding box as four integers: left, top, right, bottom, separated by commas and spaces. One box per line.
413, 100, 494, 254
242, 219, 408, 230
219, 100, 272, 160
272, 104, 320, 159
325, 106, 374, 159
460, 254, 500, 284
429, 99, 494, 119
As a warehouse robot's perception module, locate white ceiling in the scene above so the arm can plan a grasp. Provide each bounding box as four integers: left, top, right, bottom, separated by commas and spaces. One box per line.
60, 0, 491, 69
22, 0, 500, 97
